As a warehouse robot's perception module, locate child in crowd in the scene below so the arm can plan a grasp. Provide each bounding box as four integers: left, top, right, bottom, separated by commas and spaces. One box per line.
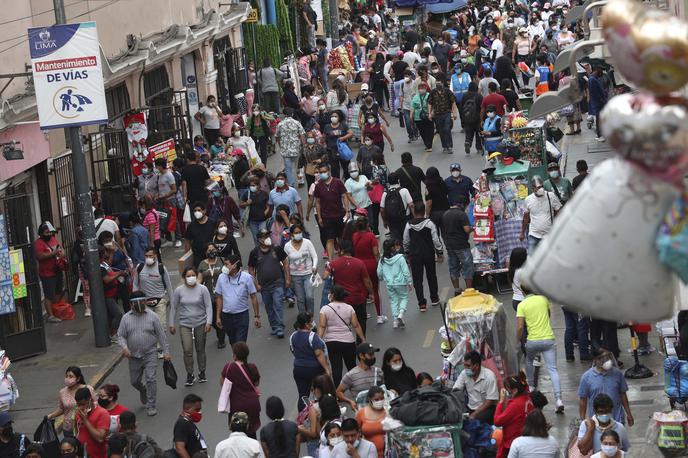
377, 239, 412, 329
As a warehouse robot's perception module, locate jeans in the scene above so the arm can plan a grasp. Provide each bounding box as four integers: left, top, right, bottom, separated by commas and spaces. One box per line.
262, 91, 280, 113
434, 113, 453, 149
248, 220, 268, 246
387, 285, 409, 319
105, 298, 123, 334
128, 351, 158, 409
525, 339, 562, 400
528, 235, 542, 252
326, 340, 356, 386
562, 307, 590, 359
294, 365, 325, 411
261, 287, 285, 333
318, 66, 329, 92
392, 80, 404, 112
292, 275, 315, 315
180, 324, 207, 375
283, 156, 298, 187
590, 319, 620, 358
410, 256, 439, 306
464, 124, 483, 153
402, 109, 418, 140
221, 310, 249, 345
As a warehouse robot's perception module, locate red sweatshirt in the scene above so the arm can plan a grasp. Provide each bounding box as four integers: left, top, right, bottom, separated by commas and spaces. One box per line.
493, 393, 534, 458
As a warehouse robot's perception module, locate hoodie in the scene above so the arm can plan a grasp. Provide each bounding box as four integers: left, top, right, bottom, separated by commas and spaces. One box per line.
377, 253, 412, 286
403, 217, 444, 260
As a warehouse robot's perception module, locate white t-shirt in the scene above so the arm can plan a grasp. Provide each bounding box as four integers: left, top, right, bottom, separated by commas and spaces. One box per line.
524, 191, 561, 238
94, 217, 119, 239
402, 52, 421, 67
345, 175, 372, 208
491, 39, 504, 59
512, 269, 525, 301
199, 105, 221, 129
380, 186, 414, 216
507, 435, 561, 457
331, 438, 378, 458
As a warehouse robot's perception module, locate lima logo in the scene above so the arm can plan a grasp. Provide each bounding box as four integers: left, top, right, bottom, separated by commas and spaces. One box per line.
35, 29, 56, 50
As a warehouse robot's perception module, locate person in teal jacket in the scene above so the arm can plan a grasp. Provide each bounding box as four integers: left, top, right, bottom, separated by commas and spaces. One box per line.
377, 239, 412, 329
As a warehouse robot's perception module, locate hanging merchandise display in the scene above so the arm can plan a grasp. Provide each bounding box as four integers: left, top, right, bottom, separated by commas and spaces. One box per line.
244, 24, 282, 72
276, 0, 295, 56
123, 112, 149, 177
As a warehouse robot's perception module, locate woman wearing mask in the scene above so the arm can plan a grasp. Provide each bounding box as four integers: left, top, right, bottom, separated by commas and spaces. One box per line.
298, 375, 338, 457
345, 164, 373, 216
377, 239, 412, 329
424, 167, 450, 239
206, 185, 242, 235
220, 342, 262, 438
512, 28, 534, 85
247, 104, 273, 165
284, 224, 318, 315
169, 266, 213, 387
591, 431, 625, 458
97, 384, 128, 434
60, 437, 82, 458
399, 70, 419, 142
98, 231, 132, 313
381, 348, 417, 396
197, 243, 226, 349
557, 25, 576, 49
362, 114, 394, 153
314, 98, 331, 130
508, 248, 528, 311
319, 421, 344, 458
212, 219, 240, 261
369, 53, 387, 109
323, 110, 353, 179
240, 176, 270, 246
507, 409, 560, 457
481, 104, 503, 153
318, 285, 366, 386
355, 386, 386, 457
290, 312, 331, 412
326, 79, 349, 116
228, 124, 261, 167
47, 366, 96, 436
410, 82, 434, 153
299, 130, 326, 188
351, 213, 384, 324
493, 373, 534, 458
260, 396, 300, 458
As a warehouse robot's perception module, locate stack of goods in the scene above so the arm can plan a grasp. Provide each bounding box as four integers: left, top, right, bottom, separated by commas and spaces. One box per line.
328, 42, 356, 77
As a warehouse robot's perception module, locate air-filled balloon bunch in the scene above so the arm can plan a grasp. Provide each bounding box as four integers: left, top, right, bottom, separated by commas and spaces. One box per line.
519, 0, 688, 322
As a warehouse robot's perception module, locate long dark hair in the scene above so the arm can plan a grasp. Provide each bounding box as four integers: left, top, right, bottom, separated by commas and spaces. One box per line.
521, 410, 550, 438
66, 366, 86, 385
508, 248, 528, 282
333, 80, 347, 105
312, 374, 337, 400
266, 396, 287, 450
319, 394, 341, 423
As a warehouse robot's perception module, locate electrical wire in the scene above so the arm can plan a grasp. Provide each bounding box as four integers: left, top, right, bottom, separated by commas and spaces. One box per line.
0, 0, 84, 27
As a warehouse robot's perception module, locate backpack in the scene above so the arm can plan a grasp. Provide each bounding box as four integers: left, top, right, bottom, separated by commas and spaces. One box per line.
462, 96, 479, 125
371, 64, 385, 83
136, 262, 168, 292
385, 188, 406, 221
129, 434, 163, 458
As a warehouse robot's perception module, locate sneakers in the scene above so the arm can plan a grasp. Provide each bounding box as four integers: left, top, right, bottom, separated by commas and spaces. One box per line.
447, 149, 454, 154
596, 136, 606, 142
84, 309, 92, 317
556, 399, 565, 414
217, 340, 226, 349
419, 303, 427, 312
376, 315, 388, 324
147, 408, 158, 417
637, 345, 656, 356
198, 371, 208, 383
398, 316, 406, 328
139, 388, 147, 405
367, 312, 372, 319
431, 301, 441, 307
286, 297, 295, 308
276, 330, 285, 339
424, 148, 432, 153
47, 315, 61, 323
185, 374, 196, 387
174, 240, 182, 248
392, 319, 399, 329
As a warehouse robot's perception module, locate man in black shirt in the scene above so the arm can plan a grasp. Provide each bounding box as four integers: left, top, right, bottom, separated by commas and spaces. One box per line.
0, 412, 29, 458
572, 160, 589, 191
173, 394, 206, 458
390, 54, 409, 115
181, 151, 210, 206
184, 203, 217, 266
442, 196, 474, 296
394, 152, 426, 202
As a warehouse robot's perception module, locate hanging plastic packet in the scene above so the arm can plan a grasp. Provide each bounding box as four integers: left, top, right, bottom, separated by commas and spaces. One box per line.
657, 194, 688, 283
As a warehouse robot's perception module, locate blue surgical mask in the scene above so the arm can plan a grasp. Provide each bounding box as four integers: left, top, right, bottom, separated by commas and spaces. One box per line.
597, 414, 610, 424
275, 179, 285, 188
293, 233, 303, 241
212, 190, 221, 198
320, 172, 329, 181
464, 368, 474, 377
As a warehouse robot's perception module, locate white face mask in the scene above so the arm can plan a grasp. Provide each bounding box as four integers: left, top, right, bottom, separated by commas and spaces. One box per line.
534, 188, 545, 197
233, 131, 241, 138
404, 77, 411, 83
367, 118, 376, 125
217, 226, 228, 235
145, 257, 155, 266
318, 105, 326, 111
602, 360, 613, 371
350, 171, 359, 179
548, 170, 560, 178
391, 363, 403, 372
451, 171, 461, 178
185, 276, 197, 286
371, 400, 385, 410
437, 40, 444, 45
262, 237, 272, 246
330, 116, 339, 124
329, 436, 344, 446
364, 140, 373, 146
221, 266, 231, 275
253, 110, 260, 116
249, 185, 258, 192
307, 137, 316, 144
600, 445, 618, 457
487, 112, 496, 118
194, 211, 203, 220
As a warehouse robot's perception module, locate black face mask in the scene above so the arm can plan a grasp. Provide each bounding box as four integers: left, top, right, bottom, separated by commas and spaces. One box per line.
97, 398, 111, 408
41, 234, 52, 241
364, 357, 376, 366
207, 251, 218, 259
1, 427, 12, 439
62, 453, 76, 458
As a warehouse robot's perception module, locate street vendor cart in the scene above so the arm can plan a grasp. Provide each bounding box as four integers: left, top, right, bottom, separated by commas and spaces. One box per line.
386, 424, 463, 458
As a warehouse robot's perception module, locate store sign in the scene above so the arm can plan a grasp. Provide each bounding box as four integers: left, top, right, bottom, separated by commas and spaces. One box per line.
246, 8, 260, 23
9, 250, 26, 300
148, 139, 177, 163
28, 22, 108, 129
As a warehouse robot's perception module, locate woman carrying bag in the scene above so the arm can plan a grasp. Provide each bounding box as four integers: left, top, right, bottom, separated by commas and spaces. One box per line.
290, 312, 331, 412
219, 342, 261, 438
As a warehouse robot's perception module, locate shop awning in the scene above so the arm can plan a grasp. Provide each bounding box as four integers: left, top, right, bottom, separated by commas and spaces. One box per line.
424, 0, 468, 13
394, 0, 457, 7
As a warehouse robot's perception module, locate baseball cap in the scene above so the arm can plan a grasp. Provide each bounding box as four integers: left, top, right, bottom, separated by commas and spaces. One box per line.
518, 27, 528, 34
356, 342, 380, 355
0, 412, 11, 427
450, 162, 461, 171
361, 83, 369, 91
547, 161, 560, 170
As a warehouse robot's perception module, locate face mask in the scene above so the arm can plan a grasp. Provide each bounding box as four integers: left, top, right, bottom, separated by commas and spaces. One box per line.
451, 171, 461, 178
253, 110, 260, 116
293, 233, 303, 241
262, 237, 272, 246
419, 90, 427, 96
350, 171, 359, 179
276, 179, 286, 188
487, 112, 496, 118
404, 77, 411, 83
597, 414, 611, 424
330, 116, 339, 124
41, 234, 52, 241
391, 363, 403, 372
249, 185, 258, 192
464, 368, 474, 377
318, 105, 326, 111
307, 138, 316, 144
62, 453, 76, 458
364, 140, 373, 146
104, 241, 115, 249
602, 360, 613, 371
217, 226, 228, 235
1, 427, 13, 439
141, 168, 149, 175
194, 211, 203, 220
221, 266, 231, 275
488, 19, 494, 23
421, 58, 428, 63
185, 276, 197, 286
97, 398, 110, 408
65, 377, 77, 387
548, 170, 560, 178
212, 190, 221, 198
367, 118, 376, 125
353, 439, 360, 448
233, 131, 241, 138
145, 257, 155, 266
601, 445, 618, 456
534, 188, 545, 197
329, 436, 344, 446
371, 400, 385, 410
364, 357, 376, 366
132, 301, 147, 313
188, 411, 203, 423
320, 172, 330, 181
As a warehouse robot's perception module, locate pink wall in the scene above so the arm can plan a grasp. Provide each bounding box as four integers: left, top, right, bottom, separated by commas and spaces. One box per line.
0, 124, 50, 182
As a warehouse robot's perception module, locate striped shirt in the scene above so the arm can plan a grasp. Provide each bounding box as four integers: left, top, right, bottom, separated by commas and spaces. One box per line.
117, 309, 169, 357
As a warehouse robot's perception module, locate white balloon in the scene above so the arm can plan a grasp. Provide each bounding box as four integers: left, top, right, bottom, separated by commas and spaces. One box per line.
520, 157, 678, 322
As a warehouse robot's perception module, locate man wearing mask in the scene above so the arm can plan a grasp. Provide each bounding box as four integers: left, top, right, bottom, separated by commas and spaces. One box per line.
34, 222, 66, 323
541, 28, 559, 55
452, 350, 499, 424
206, 183, 241, 230
248, 229, 291, 339
174, 394, 208, 458
433, 34, 451, 72
132, 246, 172, 358
117, 294, 170, 416
215, 254, 261, 345
589, 66, 609, 141
428, 74, 459, 154
519, 176, 562, 251
184, 203, 217, 267
267, 171, 303, 219
256, 58, 285, 113
394, 153, 426, 202
442, 196, 474, 297
577, 394, 631, 456
337, 343, 384, 410
445, 163, 475, 206
181, 151, 210, 206
543, 161, 573, 204
460, 82, 484, 155
135, 161, 158, 200
0, 412, 30, 458
275, 107, 306, 187
578, 348, 633, 426
75, 387, 110, 458
331, 418, 377, 458
154, 158, 179, 246
313, 164, 358, 260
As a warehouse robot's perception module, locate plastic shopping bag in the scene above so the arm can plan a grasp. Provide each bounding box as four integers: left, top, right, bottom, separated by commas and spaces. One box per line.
163, 360, 178, 389
182, 203, 191, 223
34, 416, 60, 458
337, 141, 354, 161
217, 378, 233, 413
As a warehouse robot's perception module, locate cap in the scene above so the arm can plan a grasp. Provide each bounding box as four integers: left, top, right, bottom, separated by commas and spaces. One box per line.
361, 83, 369, 91
486, 104, 497, 112
256, 228, 271, 239
547, 161, 560, 170
356, 342, 380, 355
354, 207, 368, 217
230, 411, 249, 426
0, 412, 11, 427
450, 162, 461, 171
483, 5, 490, 11
518, 27, 528, 34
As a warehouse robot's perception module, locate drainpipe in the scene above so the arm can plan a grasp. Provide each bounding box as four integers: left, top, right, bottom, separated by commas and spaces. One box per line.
265, 0, 277, 25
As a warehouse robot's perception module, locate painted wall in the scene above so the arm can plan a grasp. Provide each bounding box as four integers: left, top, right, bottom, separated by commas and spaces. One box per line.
0, 123, 50, 182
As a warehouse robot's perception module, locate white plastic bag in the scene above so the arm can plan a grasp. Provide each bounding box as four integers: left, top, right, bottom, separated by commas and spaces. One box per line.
182, 203, 191, 223
310, 273, 323, 288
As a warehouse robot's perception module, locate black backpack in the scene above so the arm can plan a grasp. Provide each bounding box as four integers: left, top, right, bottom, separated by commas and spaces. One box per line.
129, 434, 163, 458
371, 64, 385, 83
385, 188, 406, 221
136, 262, 168, 292
462, 96, 479, 125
